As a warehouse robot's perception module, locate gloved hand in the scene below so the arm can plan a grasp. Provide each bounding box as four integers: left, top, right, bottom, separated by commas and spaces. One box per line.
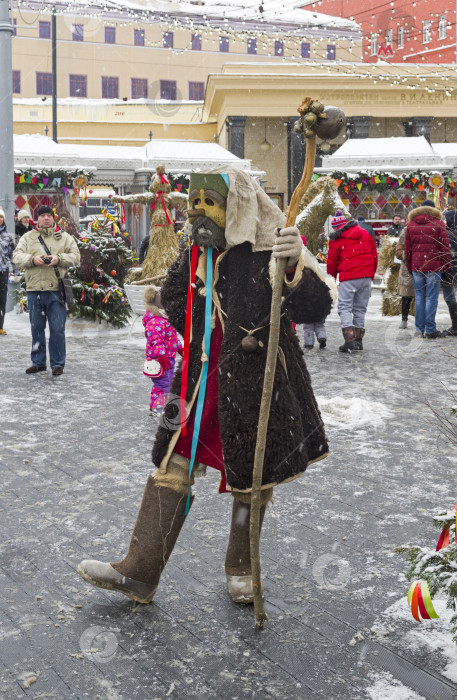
158, 356, 171, 372
272, 226, 303, 269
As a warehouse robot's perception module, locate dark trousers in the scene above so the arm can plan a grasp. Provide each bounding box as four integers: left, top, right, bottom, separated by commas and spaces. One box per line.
27, 291, 67, 368
401, 296, 413, 321
0, 270, 8, 330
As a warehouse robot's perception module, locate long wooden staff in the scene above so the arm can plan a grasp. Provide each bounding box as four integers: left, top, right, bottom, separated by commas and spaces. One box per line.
250, 124, 318, 629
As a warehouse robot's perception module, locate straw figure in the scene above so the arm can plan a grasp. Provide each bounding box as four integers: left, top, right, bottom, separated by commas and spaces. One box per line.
379, 236, 405, 316
112, 165, 187, 284
296, 177, 350, 254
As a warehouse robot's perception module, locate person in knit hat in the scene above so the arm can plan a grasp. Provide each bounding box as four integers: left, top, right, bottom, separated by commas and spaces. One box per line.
15, 209, 34, 244
327, 210, 378, 352
13, 205, 80, 375
0, 208, 15, 335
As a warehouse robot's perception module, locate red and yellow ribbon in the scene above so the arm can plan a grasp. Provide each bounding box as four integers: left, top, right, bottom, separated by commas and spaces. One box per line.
407, 581, 439, 622
435, 503, 457, 551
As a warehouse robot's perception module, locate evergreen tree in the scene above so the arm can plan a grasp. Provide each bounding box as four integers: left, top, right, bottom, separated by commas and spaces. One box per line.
70, 218, 135, 327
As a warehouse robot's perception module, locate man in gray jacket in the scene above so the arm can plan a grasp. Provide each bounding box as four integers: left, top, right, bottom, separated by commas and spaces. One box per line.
13, 205, 80, 376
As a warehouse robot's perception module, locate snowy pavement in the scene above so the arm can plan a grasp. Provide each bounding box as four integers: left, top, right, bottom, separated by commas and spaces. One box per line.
1, 292, 457, 699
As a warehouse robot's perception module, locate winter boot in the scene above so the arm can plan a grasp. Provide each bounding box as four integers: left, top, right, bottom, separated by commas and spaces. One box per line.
444, 302, 457, 337
354, 328, 365, 351
77, 476, 193, 604
225, 491, 271, 604
318, 338, 327, 349
304, 344, 314, 350
399, 319, 408, 330
338, 327, 358, 353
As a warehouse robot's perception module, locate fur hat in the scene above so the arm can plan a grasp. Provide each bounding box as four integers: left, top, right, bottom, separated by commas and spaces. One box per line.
144, 286, 164, 316
422, 199, 435, 208
18, 209, 30, 221
331, 211, 347, 229
36, 205, 55, 218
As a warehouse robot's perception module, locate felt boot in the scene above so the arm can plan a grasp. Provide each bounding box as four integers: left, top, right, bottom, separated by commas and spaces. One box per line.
444, 302, 457, 337
339, 327, 358, 353
225, 496, 268, 604
77, 476, 193, 604
354, 327, 365, 350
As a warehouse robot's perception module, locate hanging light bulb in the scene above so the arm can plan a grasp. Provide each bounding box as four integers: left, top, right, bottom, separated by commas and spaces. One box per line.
260, 118, 271, 152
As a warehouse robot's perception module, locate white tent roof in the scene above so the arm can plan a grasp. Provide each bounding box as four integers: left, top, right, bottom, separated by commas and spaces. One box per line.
318, 137, 453, 173
13, 134, 259, 186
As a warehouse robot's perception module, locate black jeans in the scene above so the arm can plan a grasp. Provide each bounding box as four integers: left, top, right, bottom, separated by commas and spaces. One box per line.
0, 270, 8, 330
401, 296, 413, 321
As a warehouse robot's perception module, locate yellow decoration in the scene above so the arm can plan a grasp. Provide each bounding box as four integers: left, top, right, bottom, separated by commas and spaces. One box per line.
356, 183, 363, 191
375, 176, 381, 184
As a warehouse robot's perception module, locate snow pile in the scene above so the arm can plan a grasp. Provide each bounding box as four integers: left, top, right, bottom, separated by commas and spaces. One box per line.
316, 396, 392, 429
365, 671, 425, 700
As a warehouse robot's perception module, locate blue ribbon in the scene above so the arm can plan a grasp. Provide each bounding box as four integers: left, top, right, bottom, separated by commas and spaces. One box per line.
184, 247, 213, 515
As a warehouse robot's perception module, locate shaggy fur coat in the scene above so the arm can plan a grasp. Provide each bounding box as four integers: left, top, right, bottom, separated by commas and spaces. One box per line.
152, 243, 333, 491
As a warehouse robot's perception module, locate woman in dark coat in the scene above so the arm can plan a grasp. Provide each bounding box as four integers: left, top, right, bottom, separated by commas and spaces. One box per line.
395, 229, 415, 329
404, 201, 452, 338
77, 168, 336, 608
443, 209, 457, 336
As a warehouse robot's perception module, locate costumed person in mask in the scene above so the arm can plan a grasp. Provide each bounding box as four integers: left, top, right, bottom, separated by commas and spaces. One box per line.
77, 168, 336, 606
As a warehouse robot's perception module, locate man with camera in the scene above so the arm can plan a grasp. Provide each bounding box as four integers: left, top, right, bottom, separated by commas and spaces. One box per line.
13, 205, 80, 376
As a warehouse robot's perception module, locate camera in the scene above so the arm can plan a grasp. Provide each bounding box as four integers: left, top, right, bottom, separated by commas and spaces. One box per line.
42, 256, 52, 264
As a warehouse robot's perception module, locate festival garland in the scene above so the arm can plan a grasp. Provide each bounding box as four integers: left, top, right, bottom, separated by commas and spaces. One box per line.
14, 168, 95, 193
313, 170, 456, 198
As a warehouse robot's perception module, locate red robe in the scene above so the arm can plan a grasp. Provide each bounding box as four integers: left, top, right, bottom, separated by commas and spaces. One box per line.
173, 253, 227, 491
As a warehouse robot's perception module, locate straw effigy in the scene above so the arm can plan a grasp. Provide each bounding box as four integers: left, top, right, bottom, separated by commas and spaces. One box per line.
296, 177, 350, 254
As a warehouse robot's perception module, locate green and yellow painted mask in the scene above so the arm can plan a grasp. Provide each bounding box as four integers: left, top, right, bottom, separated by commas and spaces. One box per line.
187, 174, 229, 247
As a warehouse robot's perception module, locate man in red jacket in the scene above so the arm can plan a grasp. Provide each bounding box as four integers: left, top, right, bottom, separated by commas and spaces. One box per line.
327, 211, 378, 352
404, 200, 452, 339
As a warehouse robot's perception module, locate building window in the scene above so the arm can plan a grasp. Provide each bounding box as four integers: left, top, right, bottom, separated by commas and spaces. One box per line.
397, 26, 404, 49
13, 70, 20, 94
189, 81, 204, 100
12, 18, 17, 37
274, 40, 284, 57
247, 38, 257, 54
72, 24, 83, 42
102, 76, 119, 99
191, 34, 201, 50
219, 36, 229, 52
36, 71, 52, 95
39, 21, 50, 39
423, 20, 431, 44
301, 42, 310, 58
134, 29, 145, 46
69, 74, 87, 97
160, 80, 176, 100
370, 34, 377, 56
131, 78, 148, 99
385, 29, 393, 46
439, 15, 447, 40
105, 26, 115, 44
327, 44, 336, 60
163, 31, 173, 48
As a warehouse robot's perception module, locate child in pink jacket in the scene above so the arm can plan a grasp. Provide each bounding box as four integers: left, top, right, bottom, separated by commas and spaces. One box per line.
143, 286, 182, 415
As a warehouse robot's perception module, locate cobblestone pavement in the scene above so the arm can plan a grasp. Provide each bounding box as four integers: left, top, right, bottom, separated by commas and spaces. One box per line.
1, 293, 457, 700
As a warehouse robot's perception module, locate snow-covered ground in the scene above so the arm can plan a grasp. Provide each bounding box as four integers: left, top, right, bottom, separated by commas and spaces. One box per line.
2, 289, 457, 699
